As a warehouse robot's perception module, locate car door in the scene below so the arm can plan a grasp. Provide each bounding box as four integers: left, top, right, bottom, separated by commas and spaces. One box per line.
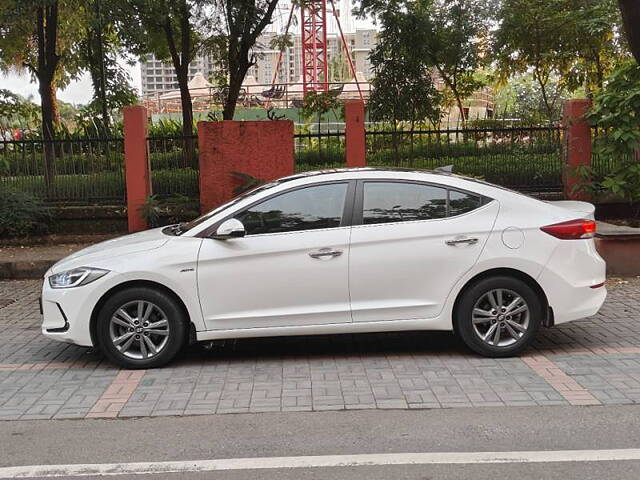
349, 180, 499, 323
197, 181, 355, 330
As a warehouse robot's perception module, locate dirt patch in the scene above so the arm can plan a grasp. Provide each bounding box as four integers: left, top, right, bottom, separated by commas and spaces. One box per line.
0, 243, 95, 262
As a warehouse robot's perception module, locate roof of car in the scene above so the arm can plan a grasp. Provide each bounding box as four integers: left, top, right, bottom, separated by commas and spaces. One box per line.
277, 167, 453, 183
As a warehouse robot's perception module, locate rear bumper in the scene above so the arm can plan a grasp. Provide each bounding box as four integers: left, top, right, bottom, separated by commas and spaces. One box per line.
538, 240, 607, 324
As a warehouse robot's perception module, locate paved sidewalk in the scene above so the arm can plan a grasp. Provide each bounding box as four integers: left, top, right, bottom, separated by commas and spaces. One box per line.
1, 278, 640, 420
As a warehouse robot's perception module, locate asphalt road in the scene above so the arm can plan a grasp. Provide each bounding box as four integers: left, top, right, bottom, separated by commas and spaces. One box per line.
2, 405, 640, 479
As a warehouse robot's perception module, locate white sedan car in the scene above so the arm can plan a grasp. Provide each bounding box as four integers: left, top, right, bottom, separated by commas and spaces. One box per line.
41, 168, 606, 368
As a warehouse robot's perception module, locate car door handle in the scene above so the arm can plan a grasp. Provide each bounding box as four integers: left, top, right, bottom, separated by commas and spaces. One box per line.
308, 248, 343, 259
445, 237, 479, 246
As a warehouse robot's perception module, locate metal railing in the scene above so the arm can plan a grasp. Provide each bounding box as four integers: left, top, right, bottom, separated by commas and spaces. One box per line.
0, 137, 125, 204
147, 135, 199, 199
365, 123, 563, 193
294, 126, 346, 172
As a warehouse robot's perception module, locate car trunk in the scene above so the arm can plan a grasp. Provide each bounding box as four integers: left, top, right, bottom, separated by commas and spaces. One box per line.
545, 201, 596, 220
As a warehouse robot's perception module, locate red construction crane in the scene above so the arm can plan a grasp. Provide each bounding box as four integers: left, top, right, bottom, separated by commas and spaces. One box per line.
301, 0, 329, 92
267, 0, 362, 103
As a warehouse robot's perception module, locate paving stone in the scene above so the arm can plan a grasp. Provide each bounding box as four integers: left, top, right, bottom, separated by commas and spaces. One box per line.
2, 278, 640, 419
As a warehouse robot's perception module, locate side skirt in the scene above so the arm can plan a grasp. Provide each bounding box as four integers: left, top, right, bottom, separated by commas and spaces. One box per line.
195, 317, 452, 342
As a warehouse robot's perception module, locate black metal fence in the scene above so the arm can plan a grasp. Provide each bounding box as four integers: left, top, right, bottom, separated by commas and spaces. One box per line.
0, 123, 581, 205
147, 135, 199, 198
0, 137, 126, 204
364, 124, 563, 193
294, 128, 346, 172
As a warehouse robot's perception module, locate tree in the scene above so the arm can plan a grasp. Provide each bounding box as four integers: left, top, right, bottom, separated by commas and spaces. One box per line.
0, 90, 40, 129
560, 0, 625, 95
493, 74, 569, 123
115, 0, 210, 143
619, 0, 640, 63
365, 3, 442, 161
493, 0, 571, 122
80, 0, 137, 129
216, 0, 281, 120
0, 0, 84, 195
417, 0, 494, 124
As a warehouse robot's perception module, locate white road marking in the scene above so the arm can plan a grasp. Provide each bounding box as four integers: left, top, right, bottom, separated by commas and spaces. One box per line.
2, 449, 640, 478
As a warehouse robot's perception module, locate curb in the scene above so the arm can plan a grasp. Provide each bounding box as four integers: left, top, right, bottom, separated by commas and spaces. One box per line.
0, 260, 56, 280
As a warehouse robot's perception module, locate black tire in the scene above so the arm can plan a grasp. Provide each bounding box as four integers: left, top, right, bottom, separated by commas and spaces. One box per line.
455, 276, 543, 357
96, 287, 187, 369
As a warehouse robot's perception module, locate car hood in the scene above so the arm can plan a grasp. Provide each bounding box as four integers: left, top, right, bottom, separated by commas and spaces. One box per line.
49, 227, 170, 274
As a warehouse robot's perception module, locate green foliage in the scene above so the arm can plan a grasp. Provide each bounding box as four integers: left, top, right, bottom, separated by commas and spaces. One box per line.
301, 91, 342, 121
148, 118, 190, 137
0, 188, 52, 238
588, 61, 640, 159
578, 61, 640, 218
418, 0, 494, 121
80, 0, 138, 123
367, 4, 442, 125
493, 74, 570, 123
140, 194, 199, 228
494, 0, 626, 118
0, 0, 86, 90
0, 90, 40, 129
215, 0, 281, 119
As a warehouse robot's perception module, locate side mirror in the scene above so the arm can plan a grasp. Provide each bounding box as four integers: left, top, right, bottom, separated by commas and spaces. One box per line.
212, 218, 246, 240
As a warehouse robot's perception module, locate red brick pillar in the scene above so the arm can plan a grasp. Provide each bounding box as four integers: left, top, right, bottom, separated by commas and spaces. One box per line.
344, 100, 366, 168
198, 121, 295, 212
123, 105, 151, 232
563, 99, 592, 200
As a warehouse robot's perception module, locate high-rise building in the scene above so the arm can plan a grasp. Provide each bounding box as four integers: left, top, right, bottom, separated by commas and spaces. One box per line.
140, 28, 377, 96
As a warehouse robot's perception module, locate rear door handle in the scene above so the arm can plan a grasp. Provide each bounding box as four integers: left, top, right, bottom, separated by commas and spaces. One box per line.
309, 248, 343, 259
445, 237, 479, 246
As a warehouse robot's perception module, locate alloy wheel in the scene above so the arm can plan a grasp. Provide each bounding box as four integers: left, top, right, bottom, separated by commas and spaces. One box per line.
109, 300, 170, 360
471, 288, 530, 347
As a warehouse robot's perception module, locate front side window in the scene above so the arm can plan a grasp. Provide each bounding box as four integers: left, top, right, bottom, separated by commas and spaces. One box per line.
236, 183, 349, 235
362, 182, 447, 225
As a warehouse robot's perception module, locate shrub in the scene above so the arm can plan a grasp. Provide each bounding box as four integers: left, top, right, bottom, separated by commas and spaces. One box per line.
0, 188, 52, 238
140, 194, 200, 228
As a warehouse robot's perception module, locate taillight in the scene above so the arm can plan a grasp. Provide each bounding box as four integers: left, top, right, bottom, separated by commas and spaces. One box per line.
540, 219, 596, 240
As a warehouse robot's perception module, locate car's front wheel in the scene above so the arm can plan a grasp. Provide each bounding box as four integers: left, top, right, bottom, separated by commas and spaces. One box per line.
455, 276, 543, 357
96, 287, 187, 369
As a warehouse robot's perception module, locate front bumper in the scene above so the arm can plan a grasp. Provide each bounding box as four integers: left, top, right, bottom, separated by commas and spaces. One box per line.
40, 276, 111, 347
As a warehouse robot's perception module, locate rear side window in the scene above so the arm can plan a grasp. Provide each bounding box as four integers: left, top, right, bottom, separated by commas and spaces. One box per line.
449, 190, 482, 216
361, 181, 485, 226
363, 182, 447, 225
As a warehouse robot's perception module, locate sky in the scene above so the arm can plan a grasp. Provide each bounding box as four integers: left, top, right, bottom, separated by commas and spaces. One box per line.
0, 63, 142, 106
0, 0, 374, 106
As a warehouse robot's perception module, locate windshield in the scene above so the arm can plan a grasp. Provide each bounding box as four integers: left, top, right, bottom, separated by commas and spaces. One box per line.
179, 180, 282, 234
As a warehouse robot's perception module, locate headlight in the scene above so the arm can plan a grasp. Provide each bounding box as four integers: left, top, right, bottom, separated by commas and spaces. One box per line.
48, 267, 110, 289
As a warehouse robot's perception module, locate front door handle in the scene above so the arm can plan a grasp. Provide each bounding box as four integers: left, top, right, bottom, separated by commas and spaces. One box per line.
308, 248, 343, 259
445, 237, 479, 246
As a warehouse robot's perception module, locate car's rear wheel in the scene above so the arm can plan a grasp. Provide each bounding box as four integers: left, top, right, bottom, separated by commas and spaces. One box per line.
96, 287, 187, 369
455, 276, 543, 357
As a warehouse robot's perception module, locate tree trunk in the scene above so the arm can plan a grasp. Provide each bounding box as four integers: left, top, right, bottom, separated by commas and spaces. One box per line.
534, 70, 555, 123
223, 66, 249, 121
619, 0, 640, 63
39, 80, 57, 198
177, 66, 195, 162
162, 0, 194, 163
35, 2, 60, 198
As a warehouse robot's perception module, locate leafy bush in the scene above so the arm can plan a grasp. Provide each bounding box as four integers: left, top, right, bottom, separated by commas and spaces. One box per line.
0, 188, 52, 238
140, 194, 200, 228
576, 61, 640, 219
